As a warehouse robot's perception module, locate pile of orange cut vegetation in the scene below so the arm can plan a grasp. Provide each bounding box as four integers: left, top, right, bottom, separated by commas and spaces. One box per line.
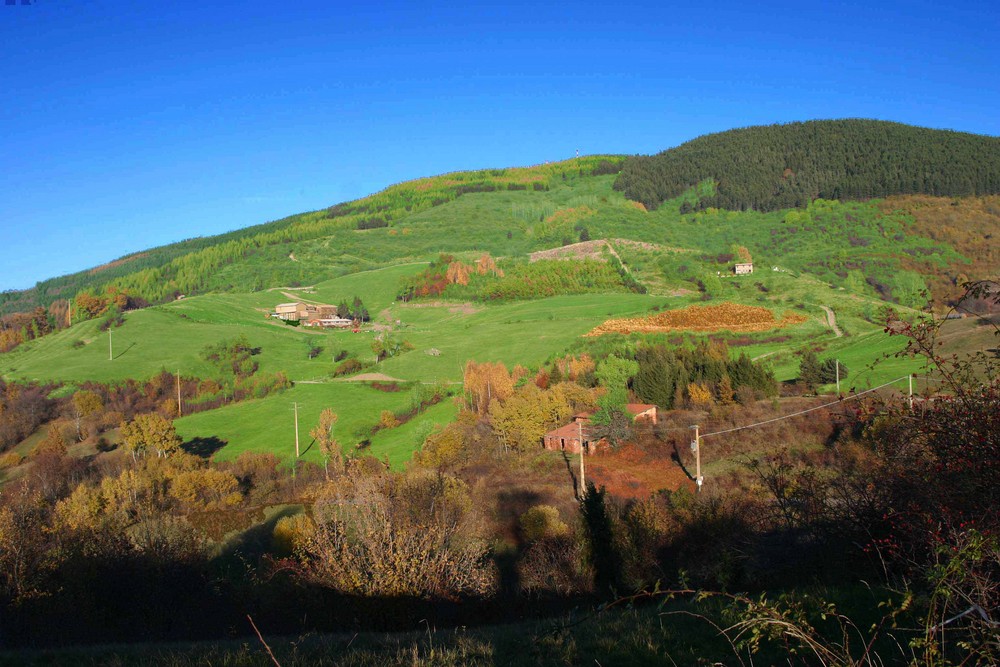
586, 302, 807, 336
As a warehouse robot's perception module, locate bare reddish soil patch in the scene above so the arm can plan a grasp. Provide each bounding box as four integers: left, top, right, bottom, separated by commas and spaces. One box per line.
587, 302, 806, 336
586, 443, 693, 499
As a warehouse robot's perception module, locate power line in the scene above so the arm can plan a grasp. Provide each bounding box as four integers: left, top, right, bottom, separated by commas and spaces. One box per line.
700, 376, 911, 440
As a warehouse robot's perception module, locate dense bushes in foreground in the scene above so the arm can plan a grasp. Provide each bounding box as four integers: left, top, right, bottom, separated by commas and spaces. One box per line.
0, 302, 997, 663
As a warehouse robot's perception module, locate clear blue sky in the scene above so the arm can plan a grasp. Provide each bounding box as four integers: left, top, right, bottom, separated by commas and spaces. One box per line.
2, 0, 998, 291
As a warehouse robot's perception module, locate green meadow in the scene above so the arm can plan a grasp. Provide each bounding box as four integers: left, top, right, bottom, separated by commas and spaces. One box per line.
1, 165, 969, 468
173, 375, 457, 471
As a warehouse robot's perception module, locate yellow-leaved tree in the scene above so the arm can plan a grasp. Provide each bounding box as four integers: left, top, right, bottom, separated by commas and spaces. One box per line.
120, 412, 182, 461
310, 408, 341, 480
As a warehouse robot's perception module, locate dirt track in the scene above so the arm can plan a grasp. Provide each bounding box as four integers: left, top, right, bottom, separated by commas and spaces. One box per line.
821, 305, 843, 337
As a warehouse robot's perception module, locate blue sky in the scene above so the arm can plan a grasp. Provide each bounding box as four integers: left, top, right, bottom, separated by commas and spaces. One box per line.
1, 0, 998, 291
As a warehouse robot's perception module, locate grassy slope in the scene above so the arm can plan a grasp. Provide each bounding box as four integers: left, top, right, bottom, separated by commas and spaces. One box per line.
4, 168, 973, 468
173, 382, 417, 467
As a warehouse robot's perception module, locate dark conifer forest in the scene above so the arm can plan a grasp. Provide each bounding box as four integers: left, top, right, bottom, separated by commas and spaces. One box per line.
613, 119, 1000, 211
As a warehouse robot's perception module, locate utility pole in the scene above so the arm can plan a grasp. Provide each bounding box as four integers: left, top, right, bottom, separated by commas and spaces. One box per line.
578, 420, 586, 499
691, 424, 703, 493
108, 328, 113, 361
176, 370, 182, 418
836, 359, 840, 394
908, 375, 913, 411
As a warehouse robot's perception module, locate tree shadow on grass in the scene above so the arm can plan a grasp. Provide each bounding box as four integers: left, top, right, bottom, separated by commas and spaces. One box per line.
182, 436, 228, 458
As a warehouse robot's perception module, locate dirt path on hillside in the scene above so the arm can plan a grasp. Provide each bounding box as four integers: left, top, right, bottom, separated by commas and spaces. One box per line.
339, 372, 408, 383
821, 305, 843, 337
529, 238, 693, 264
266, 285, 316, 292
279, 291, 331, 306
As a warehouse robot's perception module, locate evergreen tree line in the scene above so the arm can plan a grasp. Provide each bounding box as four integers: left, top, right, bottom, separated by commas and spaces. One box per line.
614, 119, 1000, 212
335, 296, 370, 321
631, 341, 776, 409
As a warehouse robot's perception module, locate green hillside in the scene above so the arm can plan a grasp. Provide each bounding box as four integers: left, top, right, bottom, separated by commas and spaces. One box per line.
3, 122, 999, 469
4, 128, 998, 662
614, 119, 1000, 211
0, 157, 624, 315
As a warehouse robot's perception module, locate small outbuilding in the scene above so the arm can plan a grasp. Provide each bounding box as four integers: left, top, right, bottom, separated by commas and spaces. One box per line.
625, 403, 658, 423
542, 403, 658, 454
734, 262, 754, 275
305, 317, 354, 328
543, 422, 591, 455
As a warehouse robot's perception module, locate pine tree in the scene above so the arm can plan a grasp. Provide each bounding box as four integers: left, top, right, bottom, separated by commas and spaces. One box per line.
799, 350, 822, 389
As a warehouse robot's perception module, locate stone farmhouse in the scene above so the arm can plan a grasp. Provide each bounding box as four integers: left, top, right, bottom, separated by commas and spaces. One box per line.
734, 262, 754, 275
542, 403, 657, 455
273, 302, 316, 321
272, 302, 359, 328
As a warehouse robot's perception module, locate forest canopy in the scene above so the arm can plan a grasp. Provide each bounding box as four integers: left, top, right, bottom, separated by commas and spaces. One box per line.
613, 119, 1000, 212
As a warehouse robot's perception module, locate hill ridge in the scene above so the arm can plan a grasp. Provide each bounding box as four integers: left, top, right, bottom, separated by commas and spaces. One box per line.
613, 118, 1000, 212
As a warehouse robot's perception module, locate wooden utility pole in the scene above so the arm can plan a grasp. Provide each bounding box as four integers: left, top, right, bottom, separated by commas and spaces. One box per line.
293, 402, 300, 458
908, 375, 913, 410
578, 420, 586, 499
691, 424, 703, 493
836, 359, 840, 394
176, 370, 182, 418
108, 328, 113, 361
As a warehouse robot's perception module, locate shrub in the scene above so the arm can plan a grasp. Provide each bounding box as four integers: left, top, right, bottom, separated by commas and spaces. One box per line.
272, 513, 315, 556
0, 451, 23, 469
378, 410, 400, 429
332, 358, 364, 377
520, 505, 569, 542
356, 217, 388, 230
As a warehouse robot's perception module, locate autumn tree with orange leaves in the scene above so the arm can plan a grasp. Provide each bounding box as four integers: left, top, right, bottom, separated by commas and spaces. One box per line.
463, 360, 515, 414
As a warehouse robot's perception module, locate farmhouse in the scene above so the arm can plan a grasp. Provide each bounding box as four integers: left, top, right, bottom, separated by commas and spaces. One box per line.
542, 403, 658, 455
734, 262, 754, 275
305, 317, 354, 328
272, 302, 317, 321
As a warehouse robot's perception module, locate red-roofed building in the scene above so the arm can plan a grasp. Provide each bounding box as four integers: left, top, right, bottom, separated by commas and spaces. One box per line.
625, 403, 658, 423
542, 403, 658, 454
542, 422, 590, 455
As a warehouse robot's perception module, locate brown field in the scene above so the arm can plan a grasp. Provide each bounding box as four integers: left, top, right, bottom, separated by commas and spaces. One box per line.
587, 443, 693, 498
585, 302, 806, 336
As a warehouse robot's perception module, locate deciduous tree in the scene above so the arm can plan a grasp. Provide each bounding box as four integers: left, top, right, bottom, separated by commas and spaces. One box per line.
310, 408, 341, 479
120, 412, 182, 461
